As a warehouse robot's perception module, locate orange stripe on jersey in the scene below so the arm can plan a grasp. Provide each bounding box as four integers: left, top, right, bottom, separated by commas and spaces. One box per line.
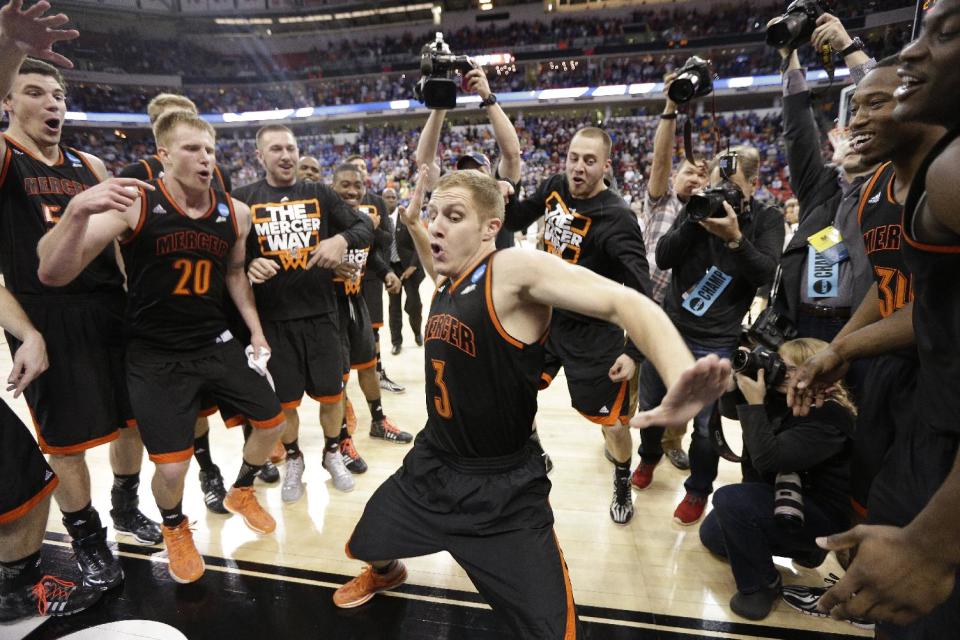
149, 447, 194, 464
120, 187, 149, 246
483, 253, 524, 349
0, 476, 58, 525
448, 254, 490, 294
351, 357, 378, 371
227, 194, 240, 238
0, 145, 12, 188
140, 158, 154, 180
250, 412, 285, 430
857, 162, 892, 226
223, 414, 245, 428
307, 391, 344, 405
72, 148, 101, 180
903, 196, 960, 253
3, 134, 64, 166
213, 165, 228, 193
158, 179, 216, 220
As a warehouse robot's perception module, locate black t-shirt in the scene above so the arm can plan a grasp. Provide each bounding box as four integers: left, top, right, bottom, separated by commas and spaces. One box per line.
902, 127, 960, 435
359, 192, 392, 283
120, 155, 232, 193
423, 253, 544, 458
0, 135, 124, 297
231, 179, 373, 322
121, 180, 237, 358
657, 199, 784, 346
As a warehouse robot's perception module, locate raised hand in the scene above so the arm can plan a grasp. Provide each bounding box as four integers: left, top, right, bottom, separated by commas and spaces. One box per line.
400, 165, 430, 227
0, 0, 79, 68
66, 177, 153, 217
631, 354, 731, 429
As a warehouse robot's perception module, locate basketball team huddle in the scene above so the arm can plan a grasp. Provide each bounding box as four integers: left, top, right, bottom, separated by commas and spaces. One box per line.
2, 1, 960, 639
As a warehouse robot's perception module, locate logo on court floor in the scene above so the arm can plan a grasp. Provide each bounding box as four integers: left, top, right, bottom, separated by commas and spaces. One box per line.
543, 192, 592, 264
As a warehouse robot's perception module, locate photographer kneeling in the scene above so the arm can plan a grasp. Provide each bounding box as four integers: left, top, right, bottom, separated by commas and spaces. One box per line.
699, 338, 854, 621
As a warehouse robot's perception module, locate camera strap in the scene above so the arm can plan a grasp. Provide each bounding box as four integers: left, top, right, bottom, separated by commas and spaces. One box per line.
708, 404, 742, 463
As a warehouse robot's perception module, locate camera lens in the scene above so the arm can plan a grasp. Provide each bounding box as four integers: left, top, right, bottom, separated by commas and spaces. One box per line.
731, 349, 751, 372
668, 74, 698, 103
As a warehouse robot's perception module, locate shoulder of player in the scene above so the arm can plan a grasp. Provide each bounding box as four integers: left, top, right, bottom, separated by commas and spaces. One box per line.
77, 151, 109, 180
492, 246, 557, 285
926, 139, 960, 213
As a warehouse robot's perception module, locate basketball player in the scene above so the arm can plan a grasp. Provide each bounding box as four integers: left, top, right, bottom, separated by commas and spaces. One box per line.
0, 282, 102, 621
38, 111, 289, 585
502, 127, 652, 524
330, 164, 411, 456
236, 125, 373, 499
119, 91, 246, 513
334, 168, 731, 639
344, 154, 405, 393
810, 3, 960, 634
297, 155, 321, 183
0, 2, 160, 590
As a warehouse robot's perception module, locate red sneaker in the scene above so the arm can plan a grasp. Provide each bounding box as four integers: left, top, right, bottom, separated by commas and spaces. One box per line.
630, 462, 656, 490
673, 492, 707, 526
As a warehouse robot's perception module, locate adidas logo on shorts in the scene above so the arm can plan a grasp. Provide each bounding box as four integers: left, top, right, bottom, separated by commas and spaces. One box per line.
599, 406, 610, 415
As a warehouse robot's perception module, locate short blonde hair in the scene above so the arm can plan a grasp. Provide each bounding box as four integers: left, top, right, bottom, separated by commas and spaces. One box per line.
434, 170, 504, 222
153, 110, 215, 149
571, 127, 612, 159
147, 93, 198, 125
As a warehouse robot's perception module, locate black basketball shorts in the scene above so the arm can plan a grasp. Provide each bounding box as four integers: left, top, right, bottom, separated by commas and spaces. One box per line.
540, 312, 629, 426
337, 294, 377, 375
0, 400, 58, 524
346, 432, 579, 639
126, 341, 284, 463
263, 314, 344, 407
10, 294, 134, 454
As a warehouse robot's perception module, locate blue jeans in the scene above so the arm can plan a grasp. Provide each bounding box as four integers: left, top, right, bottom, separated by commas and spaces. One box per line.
699, 482, 846, 594
637, 336, 736, 497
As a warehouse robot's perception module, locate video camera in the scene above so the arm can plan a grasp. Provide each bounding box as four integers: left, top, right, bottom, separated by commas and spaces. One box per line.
766, 0, 829, 50
667, 55, 714, 104
732, 346, 788, 388
414, 33, 476, 110
686, 152, 745, 220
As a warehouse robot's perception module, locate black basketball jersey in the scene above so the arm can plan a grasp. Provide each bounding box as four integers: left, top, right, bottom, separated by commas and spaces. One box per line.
0, 135, 124, 296
359, 192, 391, 280
423, 252, 545, 458
119, 155, 231, 193
902, 127, 960, 435
858, 162, 913, 318
120, 179, 237, 357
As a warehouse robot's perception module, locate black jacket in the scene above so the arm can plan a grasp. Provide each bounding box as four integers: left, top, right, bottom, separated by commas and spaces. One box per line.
775, 89, 873, 324
721, 392, 854, 523
656, 199, 783, 346
393, 219, 421, 272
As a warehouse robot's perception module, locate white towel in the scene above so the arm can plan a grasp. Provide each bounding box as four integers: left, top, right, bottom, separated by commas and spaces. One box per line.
244, 345, 275, 391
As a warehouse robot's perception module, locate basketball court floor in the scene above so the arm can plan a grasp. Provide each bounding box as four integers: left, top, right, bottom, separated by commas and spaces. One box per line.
0, 280, 868, 640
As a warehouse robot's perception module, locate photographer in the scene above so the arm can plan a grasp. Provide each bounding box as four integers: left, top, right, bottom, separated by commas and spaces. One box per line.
634, 146, 784, 525
772, 13, 877, 344
414, 63, 520, 249
699, 338, 855, 621
634, 72, 709, 473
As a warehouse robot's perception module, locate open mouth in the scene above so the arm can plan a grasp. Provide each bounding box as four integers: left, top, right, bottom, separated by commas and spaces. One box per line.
895, 70, 925, 101
430, 242, 444, 259
43, 117, 61, 133
198, 170, 211, 180
851, 132, 875, 154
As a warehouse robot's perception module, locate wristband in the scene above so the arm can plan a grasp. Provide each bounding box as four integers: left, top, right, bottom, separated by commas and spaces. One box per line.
660, 113, 678, 120
479, 93, 497, 108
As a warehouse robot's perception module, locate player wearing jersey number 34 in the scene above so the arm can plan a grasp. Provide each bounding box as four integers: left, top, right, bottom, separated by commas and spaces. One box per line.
336, 166, 731, 638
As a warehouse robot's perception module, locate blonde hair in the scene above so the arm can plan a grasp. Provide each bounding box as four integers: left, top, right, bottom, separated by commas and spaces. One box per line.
779, 338, 857, 416
153, 110, 215, 149
147, 93, 198, 125
434, 170, 505, 222
571, 126, 612, 159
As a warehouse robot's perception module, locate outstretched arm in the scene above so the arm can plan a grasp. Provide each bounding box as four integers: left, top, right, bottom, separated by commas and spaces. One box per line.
37, 178, 149, 286
500, 249, 730, 427
415, 109, 446, 192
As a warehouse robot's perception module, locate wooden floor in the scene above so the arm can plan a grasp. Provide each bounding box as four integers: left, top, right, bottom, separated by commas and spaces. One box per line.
0, 278, 869, 640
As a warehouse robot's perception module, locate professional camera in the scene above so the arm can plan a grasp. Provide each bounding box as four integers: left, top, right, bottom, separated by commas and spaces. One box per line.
747, 306, 799, 350
732, 346, 788, 388
668, 55, 714, 104
414, 33, 476, 110
687, 182, 744, 221
774, 472, 805, 529
766, 0, 828, 50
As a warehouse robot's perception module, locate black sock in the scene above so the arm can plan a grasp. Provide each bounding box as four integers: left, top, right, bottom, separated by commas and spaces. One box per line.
324, 436, 339, 452
112, 473, 140, 495
62, 503, 101, 540
338, 426, 349, 442
0, 550, 42, 594
373, 560, 398, 575
111, 473, 141, 513
193, 432, 215, 472
234, 459, 261, 488
614, 459, 631, 480
376, 352, 383, 373
284, 439, 301, 457
369, 399, 385, 422
159, 501, 185, 528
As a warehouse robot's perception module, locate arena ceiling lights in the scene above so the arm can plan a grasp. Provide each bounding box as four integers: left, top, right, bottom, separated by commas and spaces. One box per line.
275, 2, 434, 24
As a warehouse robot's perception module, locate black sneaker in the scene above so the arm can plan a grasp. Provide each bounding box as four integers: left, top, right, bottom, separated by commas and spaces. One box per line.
111, 507, 162, 545
370, 417, 413, 443
71, 528, 123, 591
414, 333, 423, 347
731, 577, 781, 620
340, 436, 368, 474
199, 465, 229, 514
665, 447, 690, 470
781, 574, 875, 630
378, 370, 405, 394
609, 469, 634, 525
258, 461, 280, 483
0, 575, 103, 622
